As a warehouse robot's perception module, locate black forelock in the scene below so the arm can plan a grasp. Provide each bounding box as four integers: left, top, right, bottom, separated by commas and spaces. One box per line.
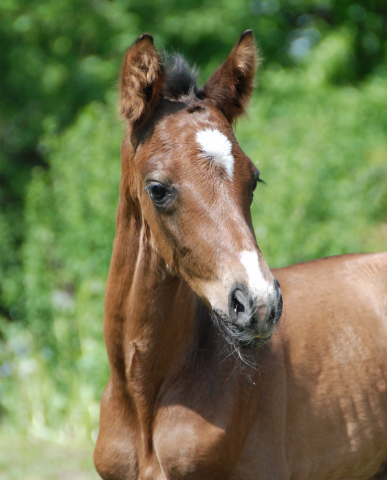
162, 52, 199, 100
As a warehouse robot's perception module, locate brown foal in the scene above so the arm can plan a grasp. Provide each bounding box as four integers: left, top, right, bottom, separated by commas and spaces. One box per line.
94, 31, 387, 480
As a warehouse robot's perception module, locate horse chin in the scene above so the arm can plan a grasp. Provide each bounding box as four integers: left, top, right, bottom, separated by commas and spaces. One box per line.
212, 311, 272, 350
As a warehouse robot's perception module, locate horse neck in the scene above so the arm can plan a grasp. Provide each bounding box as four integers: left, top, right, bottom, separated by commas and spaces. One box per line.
103, 169, 198, 395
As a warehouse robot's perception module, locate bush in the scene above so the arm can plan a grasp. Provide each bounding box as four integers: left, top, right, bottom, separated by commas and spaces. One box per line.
244, 34, 387, 265
1, 99, 121, 439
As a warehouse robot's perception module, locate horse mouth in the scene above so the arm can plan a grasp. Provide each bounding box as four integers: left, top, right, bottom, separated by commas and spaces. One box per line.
212, 311, 273, 349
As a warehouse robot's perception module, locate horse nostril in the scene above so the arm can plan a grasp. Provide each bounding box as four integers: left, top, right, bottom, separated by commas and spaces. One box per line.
229, 286, 251, 326
232, 294, 245, 315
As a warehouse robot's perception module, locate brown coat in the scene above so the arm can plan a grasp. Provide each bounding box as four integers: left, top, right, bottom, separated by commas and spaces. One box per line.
94, 32, 387, 480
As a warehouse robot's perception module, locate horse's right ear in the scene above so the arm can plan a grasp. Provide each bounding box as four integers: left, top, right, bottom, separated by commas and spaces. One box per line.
120, 34, 164, 124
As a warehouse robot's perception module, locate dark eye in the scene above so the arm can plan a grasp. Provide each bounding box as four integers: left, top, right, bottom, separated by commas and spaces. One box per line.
249, 171, 264, 206
145, 181, 175, 210
249, 184, 256, 206
149, 184, 168, 201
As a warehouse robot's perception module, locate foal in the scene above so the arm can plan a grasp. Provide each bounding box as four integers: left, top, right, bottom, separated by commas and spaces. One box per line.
94, 31, 387, 480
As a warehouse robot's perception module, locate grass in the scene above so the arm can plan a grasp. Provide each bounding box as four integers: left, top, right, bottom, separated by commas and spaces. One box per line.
0, 433, 99, 480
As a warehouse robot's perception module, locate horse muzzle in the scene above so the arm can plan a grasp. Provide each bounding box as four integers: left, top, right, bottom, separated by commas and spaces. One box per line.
215, 278, 282, 349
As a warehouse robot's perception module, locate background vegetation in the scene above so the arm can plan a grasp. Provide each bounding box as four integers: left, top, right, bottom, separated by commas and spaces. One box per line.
1, 0, 386, 477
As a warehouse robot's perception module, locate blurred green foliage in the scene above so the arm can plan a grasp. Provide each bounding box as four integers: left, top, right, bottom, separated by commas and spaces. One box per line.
0, 0, 386, 443
244, 43, 387, 265
0, 433, 99, 479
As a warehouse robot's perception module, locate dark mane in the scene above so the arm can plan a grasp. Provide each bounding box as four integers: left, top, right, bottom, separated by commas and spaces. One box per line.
162, 52, 199, 100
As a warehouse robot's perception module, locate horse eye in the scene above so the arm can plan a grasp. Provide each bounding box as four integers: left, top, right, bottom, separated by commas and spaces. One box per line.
249, 178, 258, 204
145, 182, 176, 210
250, 173, 264, 206
149, 184, 168, 201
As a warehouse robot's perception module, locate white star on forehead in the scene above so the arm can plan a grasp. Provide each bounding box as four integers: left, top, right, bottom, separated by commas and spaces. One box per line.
196, 128, 234, 178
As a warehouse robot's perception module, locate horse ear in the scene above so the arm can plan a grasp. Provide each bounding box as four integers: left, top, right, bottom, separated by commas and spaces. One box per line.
120, 34, 164, 123
200, 30, 259, 124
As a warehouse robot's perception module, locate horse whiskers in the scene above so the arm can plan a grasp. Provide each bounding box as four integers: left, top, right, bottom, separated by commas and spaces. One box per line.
212, 311, 264, 348
210, 311, 265, 378
235, 348, 261, 372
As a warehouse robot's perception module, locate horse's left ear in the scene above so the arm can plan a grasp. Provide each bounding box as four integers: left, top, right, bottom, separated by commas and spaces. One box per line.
199, 30, 259, 124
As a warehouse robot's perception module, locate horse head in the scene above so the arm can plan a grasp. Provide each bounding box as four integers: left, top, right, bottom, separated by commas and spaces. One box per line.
119, 31, 282, 349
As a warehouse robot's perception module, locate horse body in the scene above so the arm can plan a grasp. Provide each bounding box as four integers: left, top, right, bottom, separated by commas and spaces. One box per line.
278, 253, 387, 480
94, 31, 387, 480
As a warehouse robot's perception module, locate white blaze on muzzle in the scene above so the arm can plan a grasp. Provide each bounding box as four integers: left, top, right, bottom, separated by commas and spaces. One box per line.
240, 250, 273, 301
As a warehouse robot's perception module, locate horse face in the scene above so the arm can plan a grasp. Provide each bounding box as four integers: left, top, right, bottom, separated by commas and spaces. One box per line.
120, 32, 282, 348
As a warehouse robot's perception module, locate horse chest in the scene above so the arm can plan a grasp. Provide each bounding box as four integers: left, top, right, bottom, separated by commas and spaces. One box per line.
148, 363, 288, 479
151, 405, 234, 479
